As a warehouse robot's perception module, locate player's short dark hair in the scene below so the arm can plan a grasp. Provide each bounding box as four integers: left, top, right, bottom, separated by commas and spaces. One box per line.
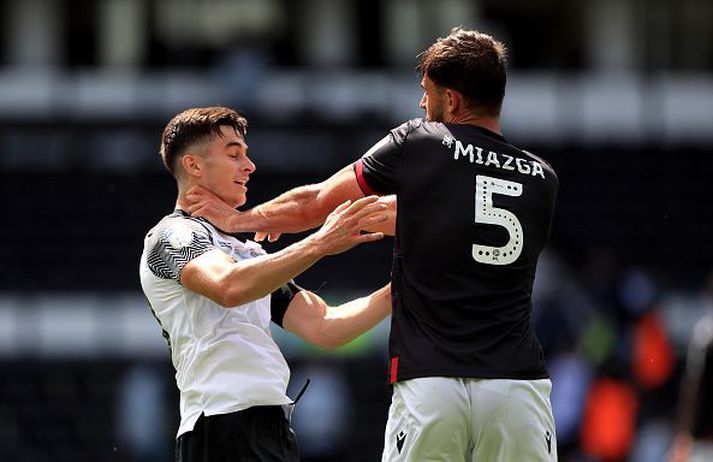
417, 27, 508, 116
160, 106, 248, 177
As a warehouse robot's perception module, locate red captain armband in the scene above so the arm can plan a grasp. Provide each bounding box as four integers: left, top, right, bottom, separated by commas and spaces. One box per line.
353, 160, 379, 196
389, 356, 400, 384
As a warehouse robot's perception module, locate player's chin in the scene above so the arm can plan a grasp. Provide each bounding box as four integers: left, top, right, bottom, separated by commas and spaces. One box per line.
427, 111, 443, 123
222, 190, 246, 209
233, 193, 247, 208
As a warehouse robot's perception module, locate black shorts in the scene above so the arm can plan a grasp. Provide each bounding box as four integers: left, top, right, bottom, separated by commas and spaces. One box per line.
176, 406, 299, 462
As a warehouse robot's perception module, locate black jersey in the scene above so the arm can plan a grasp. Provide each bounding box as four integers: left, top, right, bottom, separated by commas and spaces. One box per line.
354, 119, 558, 383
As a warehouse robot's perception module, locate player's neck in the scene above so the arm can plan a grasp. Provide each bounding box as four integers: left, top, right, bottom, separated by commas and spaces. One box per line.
175, 186, 193, 211
446, 112, 502, 135
175, 194, 188, 212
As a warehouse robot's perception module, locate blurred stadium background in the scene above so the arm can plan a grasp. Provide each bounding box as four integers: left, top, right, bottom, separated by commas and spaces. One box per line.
1, 0, 713, 461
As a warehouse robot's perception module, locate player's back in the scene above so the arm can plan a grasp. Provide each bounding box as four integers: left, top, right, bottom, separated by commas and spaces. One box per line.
360, 119, 558, 382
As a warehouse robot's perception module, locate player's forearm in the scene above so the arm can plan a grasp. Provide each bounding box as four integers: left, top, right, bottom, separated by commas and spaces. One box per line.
316, 284, 391, 349
218, 238, 324, 307
231, 165, 367, 234
234, 185, 328, 233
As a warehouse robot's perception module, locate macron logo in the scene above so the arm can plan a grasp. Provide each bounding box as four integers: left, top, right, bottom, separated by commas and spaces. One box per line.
396, 430, 407, 454
442, 135, 454, 148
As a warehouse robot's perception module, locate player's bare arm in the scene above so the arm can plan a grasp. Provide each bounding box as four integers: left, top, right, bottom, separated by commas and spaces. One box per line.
186, 165, 396, 236
180, 196, 387, 307
283, 284, 391, 350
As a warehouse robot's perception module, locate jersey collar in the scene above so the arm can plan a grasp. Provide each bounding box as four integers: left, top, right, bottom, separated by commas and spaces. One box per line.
467, 125, 509, 144
173, 209, 249, 242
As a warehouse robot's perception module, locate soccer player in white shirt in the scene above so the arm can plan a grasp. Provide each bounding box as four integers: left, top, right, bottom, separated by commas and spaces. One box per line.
139, 107, 392, 462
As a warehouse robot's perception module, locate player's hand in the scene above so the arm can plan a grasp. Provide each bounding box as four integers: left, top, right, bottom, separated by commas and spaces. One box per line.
254, 231, 282, 242
186, 185, 241, 232
308, 196, 387, 256
363, 195, 396, 236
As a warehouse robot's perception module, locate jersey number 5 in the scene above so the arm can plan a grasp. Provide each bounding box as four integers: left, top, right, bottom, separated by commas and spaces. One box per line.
473, 175, 524, 265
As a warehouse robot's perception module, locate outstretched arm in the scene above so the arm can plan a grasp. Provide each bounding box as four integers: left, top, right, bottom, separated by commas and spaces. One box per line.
249, 165, 366, 233
180, 197, 387, 307
186, 165, 396, 235
282, 284, 391, 350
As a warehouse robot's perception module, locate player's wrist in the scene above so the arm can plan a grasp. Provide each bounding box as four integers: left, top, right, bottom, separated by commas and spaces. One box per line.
226, 209, 253, 233
252, 207, 274, 232
303, 232, 329, 258
227, 210, 242, 232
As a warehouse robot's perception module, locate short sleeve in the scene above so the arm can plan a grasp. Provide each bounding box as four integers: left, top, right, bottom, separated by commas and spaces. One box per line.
270, 281, 304, 328
354, 119, 421, 195
145, 218, 215, 281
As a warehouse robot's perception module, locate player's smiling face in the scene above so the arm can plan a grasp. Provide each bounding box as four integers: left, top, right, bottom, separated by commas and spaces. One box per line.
199, 125, 255, 208
419, 75, 447, 122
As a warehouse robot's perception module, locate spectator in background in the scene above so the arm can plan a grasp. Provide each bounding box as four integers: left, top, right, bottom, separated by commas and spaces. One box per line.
116, 364, 171, 461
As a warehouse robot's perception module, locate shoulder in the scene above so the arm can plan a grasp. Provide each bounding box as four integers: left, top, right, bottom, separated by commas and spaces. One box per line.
145, 214, 214, 251
143, 213, 216, 280
521, 149, 558, 182
391, 118, 449, 145
393, 118, 425, 133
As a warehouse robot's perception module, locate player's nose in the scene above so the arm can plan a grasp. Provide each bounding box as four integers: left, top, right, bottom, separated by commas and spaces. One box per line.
243, 155, 256, 173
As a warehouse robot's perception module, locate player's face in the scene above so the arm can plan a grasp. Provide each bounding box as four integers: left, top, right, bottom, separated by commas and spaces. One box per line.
200, 126, 256, 208
419, 75, 447, 122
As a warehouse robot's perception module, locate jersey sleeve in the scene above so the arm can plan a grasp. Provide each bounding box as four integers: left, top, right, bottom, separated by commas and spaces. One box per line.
270, 281, 304, 328
145, 218, 215, 282
354, 119, 420, 195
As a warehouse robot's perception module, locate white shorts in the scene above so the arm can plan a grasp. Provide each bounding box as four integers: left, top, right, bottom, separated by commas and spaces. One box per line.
382, 377, 557, 462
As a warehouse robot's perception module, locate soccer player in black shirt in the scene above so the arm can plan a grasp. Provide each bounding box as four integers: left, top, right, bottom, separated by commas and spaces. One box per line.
187, 29, 559, 461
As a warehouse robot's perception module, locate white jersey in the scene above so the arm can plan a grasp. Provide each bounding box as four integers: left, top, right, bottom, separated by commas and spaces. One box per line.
139, 210, 294, 437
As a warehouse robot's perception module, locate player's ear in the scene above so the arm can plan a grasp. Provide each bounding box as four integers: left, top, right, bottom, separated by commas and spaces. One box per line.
181, 153, 203, 178
445, 88, 461, 114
